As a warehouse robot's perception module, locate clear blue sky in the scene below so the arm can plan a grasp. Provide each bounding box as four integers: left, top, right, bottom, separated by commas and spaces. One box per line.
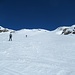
0, 0, 75, 30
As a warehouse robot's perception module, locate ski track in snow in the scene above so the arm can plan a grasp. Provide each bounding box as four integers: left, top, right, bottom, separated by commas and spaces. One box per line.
0, 30, 74, 75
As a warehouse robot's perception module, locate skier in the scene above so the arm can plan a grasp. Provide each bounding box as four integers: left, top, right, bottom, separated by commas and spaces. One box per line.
9, 33, 12, 41
26, 35, 27, 37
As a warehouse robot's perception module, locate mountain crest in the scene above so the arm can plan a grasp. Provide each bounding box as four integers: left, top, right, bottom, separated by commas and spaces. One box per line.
0, 26, 14, 33
56, 25, 75, 35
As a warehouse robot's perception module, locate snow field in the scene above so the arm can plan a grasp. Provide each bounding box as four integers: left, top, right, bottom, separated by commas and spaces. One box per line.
0, 29, 75, 75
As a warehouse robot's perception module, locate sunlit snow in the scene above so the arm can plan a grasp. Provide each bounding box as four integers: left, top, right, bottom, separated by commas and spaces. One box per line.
0, 26, 75, 75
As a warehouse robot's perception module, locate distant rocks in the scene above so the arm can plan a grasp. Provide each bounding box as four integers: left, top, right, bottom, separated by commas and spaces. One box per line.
0, 26, 15, 33
56, 25, 75, 35
61, 28, 72, 35
0, 28, 9, 32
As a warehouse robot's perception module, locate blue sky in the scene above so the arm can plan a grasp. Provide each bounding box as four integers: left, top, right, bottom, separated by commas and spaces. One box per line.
0, 0, 75, 30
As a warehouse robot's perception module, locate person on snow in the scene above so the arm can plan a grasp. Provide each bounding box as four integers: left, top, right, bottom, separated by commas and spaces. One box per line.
26, 35, 27, 37
9, 33, 12, 41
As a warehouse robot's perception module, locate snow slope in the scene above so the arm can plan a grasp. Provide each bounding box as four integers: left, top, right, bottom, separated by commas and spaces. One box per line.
0, 26, 75, 75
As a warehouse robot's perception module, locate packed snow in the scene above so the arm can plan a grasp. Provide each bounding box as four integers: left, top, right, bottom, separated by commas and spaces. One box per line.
0, 26, 75, 75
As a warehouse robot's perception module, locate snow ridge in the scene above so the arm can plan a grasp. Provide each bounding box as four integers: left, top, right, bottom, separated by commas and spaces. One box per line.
55, 25, 75, 35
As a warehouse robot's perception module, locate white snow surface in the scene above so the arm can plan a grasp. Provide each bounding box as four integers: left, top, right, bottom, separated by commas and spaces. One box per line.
0, 27, 75, 75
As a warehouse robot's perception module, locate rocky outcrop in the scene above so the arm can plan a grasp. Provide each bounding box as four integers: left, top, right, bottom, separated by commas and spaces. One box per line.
56, 25, 75, 35
0, 26, 15, 33
62, 28, 72, 35
0, 28, 9, 32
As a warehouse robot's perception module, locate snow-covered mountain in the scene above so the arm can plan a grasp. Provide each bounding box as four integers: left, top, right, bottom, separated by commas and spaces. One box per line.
0, 26, 15, 33
0, 25, 75, 75
56, 25, 75, 35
